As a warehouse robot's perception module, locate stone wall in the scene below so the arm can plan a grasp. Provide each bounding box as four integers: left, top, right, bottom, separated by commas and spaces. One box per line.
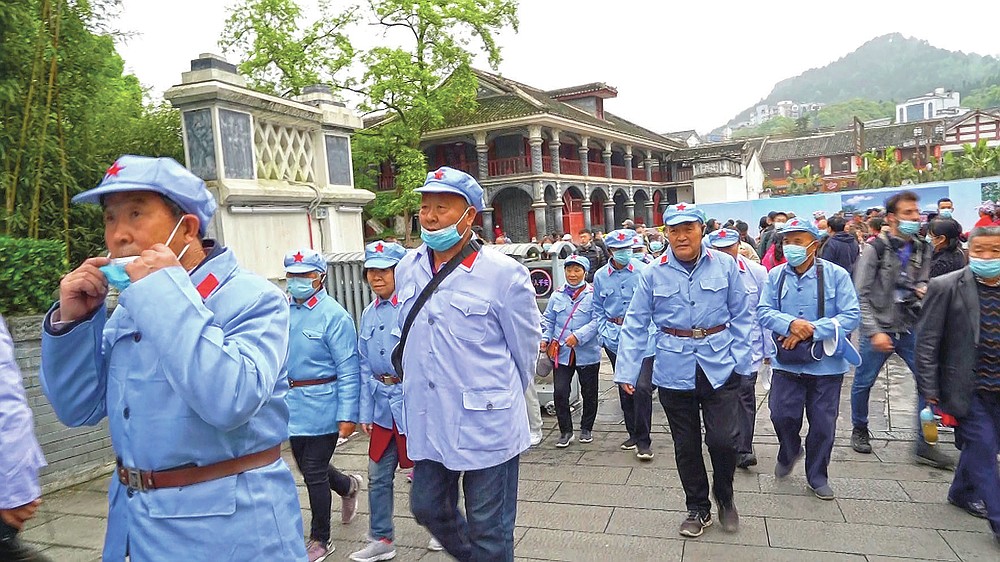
7, 315, 115, 492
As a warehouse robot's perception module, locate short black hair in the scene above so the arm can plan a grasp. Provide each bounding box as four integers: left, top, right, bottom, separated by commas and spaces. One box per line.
767, 211, 778, 219
929, 217, 962, 240
735, 220, 749, 232
828, 216, 847, 233
869, 217, 885, 231
937, 197, 952, 206
773, 211, 788, 219
885, 190, 918, 215
578, 228, 592, 235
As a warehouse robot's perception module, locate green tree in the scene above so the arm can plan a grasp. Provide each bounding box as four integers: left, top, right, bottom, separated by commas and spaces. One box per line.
813, 99, 894, 128
785, 164, 823, 194
964, 85, 1000, 109
857, 147, 919, 188
733, 116, 797, 139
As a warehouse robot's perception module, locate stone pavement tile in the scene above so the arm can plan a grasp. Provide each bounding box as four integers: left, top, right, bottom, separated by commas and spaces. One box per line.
39, 489, 111, 517
829, 460, 953, 482
899, 480, 951, 503
519, 462, 631, 485
548, 481, 685, 510
764, 518, 958, 560
516, 501, 613, 533
515, 528, 683, 562
72, 477, 111, 493
577, 450, 672, 468
838, 498, 986, 532
737, 491, 845, 522
328, 512, 435, 551
938, 529, 1000, 561
518, 479, 561, 502
36, 546, 102, 562
521, 448, 584, 464
757, 474, 909, 501
680, 542, 865, 562
866, 557, 946, 562
21, 514, 106, 550
627, 466, 760, 493
606, 507, 769, 546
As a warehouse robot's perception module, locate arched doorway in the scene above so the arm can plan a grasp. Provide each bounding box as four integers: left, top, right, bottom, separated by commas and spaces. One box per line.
633, 190, 649, 225
562, 186, 584, 238
613, 189, 629, 227
491, 187, 533, 243
590, 188, 607, 231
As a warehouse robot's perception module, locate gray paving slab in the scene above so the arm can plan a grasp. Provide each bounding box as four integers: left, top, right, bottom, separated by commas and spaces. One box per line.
516, 501, 613, 533
757, 473, 910, 501
21, 514, 106, 550
736, 491, 846, 521
765, 518, 958, 560
938, 529, 1000, 561
37, 489, 110, 518
628, 465, 761, 492
680, 541, 866, 561
605, 507, 769, 547
548, 481, 686, 511
518, 462, 631, 485
516, 528, 684, 562
829, 459, 954, 482
837, 498, 987, 532
899, 480, 952, 503
36, 546, 102, 562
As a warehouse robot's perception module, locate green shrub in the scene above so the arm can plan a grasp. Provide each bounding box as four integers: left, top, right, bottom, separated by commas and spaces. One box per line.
0, 237, 68, 316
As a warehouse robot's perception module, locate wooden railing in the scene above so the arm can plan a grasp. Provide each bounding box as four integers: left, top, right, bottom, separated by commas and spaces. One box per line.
488, 155, 532, 177
675, 168, 693, 182
610, 165, 629, 179
560, 158, 581, 176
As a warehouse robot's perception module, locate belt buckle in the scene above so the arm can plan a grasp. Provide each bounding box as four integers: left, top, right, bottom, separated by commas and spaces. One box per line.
691, 328, 707, 339
380, 375, 394, 384
125, 468, 146, 491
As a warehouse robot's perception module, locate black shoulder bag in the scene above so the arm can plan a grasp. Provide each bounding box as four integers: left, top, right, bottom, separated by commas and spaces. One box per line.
771, 260, 825, 364
390, 239, 482, 379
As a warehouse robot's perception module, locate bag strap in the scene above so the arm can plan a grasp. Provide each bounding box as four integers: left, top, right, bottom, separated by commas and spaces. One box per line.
391, 239, 482, 379
776, 259, 825, 318
555, 285, 588, 342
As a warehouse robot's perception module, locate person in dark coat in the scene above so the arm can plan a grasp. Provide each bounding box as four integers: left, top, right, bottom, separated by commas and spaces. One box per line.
927, 217, 966, 279
820, 216, 860, 275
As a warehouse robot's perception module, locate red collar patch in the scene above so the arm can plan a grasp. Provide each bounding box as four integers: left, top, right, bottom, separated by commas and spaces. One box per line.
196, 274, 219, 299
460, 250, 479, 269
659, 254, 669, 265
306, 295, 319, 309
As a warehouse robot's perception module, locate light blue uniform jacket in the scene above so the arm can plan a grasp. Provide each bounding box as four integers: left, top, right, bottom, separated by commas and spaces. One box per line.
614, 247, 753, 390
738, 255, 774, 371
542, 284, 600, 366
394, 244, 541, 471
286, 290, 360, 436
757, 259, 861, 376
358, 295, 405, 433
39, 248, 306, 562
0, 315, 46, 510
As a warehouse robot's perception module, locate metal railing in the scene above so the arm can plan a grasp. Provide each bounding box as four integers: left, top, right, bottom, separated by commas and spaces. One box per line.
325, 251, 372, 328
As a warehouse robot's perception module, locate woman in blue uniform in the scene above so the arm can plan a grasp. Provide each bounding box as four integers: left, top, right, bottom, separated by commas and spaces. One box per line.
541, 254, 601, 447
284, 249, 364, 562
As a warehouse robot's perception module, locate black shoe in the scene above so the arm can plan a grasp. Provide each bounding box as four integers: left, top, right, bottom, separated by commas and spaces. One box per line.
851, 426, 872, 454
0, 535, 54, 562
737, 453, 757, 469
678, 511, 712, 538
579, 430, 593, 443
948, 496, 988, 519
636, 446, 654, 461
774, 450, 802, 478
717, 503, 739, 533
915, 442, 955, 470
555, 433, 574, 448
620, 437, 638, 450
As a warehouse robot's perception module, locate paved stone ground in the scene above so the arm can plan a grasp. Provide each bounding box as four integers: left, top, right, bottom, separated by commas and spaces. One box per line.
19, 356, 1000, 561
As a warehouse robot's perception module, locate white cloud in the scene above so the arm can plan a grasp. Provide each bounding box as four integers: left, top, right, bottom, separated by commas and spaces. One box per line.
845, 195, 875, 206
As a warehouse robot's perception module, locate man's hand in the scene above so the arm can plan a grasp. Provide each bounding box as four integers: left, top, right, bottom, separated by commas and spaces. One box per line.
126, 243, 182, 284
788, 319, 815, 340
539, 340, 548, 352
779, 334, 803, 350
338, 421, 356, 438
59, 257, 110, 322
915, 286, 927, 299
565, 334, 579, 347
618, 383, 635, 395
360, 423, 372, 436
871, 332, 894, 353
0, 499, 41, 531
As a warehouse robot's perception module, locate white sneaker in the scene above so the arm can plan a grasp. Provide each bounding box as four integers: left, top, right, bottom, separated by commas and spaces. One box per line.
427, 536, 444, 551
349, 539, 396, 562
529, 431, 543, 446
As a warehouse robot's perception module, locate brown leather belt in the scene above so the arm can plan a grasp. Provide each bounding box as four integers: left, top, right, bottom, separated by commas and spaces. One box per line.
116, 444, 281, 492
608, 317, 624, 325
288, 375, 337, 388
661, 325, 727, 339
375, 374, 402, 385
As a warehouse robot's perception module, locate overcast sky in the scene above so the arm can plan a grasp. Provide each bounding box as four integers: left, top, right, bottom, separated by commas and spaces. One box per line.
115, 0, 1000, 134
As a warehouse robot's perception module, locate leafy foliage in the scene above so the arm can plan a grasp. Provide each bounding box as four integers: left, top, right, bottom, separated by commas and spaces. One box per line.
0, 237, 67, 315
964, 85, 1000, 110
786, 164, 823, 194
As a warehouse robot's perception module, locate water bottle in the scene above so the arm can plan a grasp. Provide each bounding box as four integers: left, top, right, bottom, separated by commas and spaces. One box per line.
920, 407, 938, 445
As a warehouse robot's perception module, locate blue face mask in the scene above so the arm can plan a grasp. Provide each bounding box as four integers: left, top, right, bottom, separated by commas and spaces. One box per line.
99, 256, 139, 292
613, 249, 632, 265
542, 243, 552, 252
970, 257, 1000, 279
898, 220, 921, 236
818, 230, 828, 239
938, 209, 953, 218
287, 277, 319, 299
649, 241, 664, 252
421, 208, 471, 252
783, 241, 816, 267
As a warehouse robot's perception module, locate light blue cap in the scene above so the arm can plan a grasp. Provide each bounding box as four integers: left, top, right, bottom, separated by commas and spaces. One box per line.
604, 229, 638, 249
283, 248, 326, 274
662, 202, 706, 226
73, 155, 217, 235
415, 166, 485, 212
564, 254, 591, 272
708, 228, 740, 248
781, 217, 820, 238
364, 240, 406, 269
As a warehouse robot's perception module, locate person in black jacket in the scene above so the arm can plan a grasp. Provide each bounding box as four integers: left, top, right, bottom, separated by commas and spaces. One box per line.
927, 217, 966, 279
820, 216, 860, 275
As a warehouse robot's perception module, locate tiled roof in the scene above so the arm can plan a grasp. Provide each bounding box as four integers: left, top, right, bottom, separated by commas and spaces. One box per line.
546, 82, 617, 98
663, 129, 698, 139
668, 141, 749, 162
759, 119, 949, 162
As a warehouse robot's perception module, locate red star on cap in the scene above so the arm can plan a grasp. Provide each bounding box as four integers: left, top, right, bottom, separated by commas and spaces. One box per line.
434, 169, 445, 180
676, 203, 688, 210
374, 243, 384, 252
105, 161, 125, 178
617, 232, 627, 241
293, 252, 304, 262
718, 230, 727, 238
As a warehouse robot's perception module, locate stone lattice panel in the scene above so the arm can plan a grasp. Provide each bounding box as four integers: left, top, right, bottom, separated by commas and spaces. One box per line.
254, 120, 315, 183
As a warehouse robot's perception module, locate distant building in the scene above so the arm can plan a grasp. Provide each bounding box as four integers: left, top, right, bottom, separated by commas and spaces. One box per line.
896, 88, 967, 123
663, 130, 702, 147
941, 108, 1000, 151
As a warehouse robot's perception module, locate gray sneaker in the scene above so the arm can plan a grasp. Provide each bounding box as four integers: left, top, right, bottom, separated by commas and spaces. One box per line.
914, 442, 955, 471
809, 483, 836, 501
342, 473, 364, 524
679, 510, 712, 537
556, 433, 574, 448
349, 539, 396, 562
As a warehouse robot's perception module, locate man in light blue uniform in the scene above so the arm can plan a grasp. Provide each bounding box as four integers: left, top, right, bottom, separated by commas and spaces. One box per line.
1, 315, 51, 562
395, 167, 541, 561
284, 248, 362, 561
593, 229, 655, 459
707, 228, 772, 469
757, 218, 860, 500
614, 202, 752, 538
39, 156, 306, 562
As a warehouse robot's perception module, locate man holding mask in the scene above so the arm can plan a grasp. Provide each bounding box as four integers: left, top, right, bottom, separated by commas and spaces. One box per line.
395, 167, 541, 561
39, 156, 306, 561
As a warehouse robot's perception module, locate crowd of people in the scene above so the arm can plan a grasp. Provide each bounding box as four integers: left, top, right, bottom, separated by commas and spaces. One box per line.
2, 159, 1000, 562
